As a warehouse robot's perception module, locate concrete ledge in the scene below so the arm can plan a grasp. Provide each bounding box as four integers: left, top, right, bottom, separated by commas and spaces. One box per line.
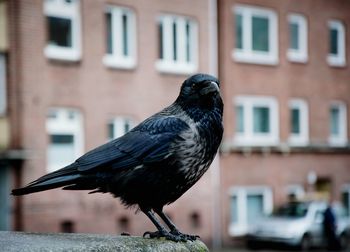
0, 231, 209, 252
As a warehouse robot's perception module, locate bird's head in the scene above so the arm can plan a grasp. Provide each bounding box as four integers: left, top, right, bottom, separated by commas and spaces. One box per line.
176, 73, 222, 110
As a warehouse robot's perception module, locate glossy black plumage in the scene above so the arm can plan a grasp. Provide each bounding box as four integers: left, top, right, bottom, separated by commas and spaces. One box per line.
12, 73, 224, 242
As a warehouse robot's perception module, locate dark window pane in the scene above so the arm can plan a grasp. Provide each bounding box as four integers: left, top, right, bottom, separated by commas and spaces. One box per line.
330, 107, 340, 135
253, 107, 270, 133
124, 121, 130, 133
235, 14, 243, 49
342, 191, 349, 216
50, 134, 74, 144
108, 122, 114, 139
158, 22, 163, 59
186, 21, 191, 62
291, 108, 300, 134
47, 16, 72, 47
106, 12, 113, 54
122, 13, 129, 56
235, 105, 244, 133
289, 22, 299, 50
252, 16, 269, 52
330, 28, 338, 55
173, 21, 177, 61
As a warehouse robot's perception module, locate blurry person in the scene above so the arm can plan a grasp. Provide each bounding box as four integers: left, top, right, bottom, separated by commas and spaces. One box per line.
323, 203, 340, 250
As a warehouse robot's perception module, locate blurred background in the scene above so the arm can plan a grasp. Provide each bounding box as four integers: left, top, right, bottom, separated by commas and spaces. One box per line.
0, 0, 349, 251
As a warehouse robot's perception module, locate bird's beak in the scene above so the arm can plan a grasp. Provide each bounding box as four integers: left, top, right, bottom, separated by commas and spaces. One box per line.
200, 81, 220, 96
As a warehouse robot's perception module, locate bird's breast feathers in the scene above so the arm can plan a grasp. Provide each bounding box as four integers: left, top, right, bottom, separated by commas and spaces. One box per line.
171, 106, 223, 182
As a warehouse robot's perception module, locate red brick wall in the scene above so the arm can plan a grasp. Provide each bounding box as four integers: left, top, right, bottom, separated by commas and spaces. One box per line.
11, 0, 216, 245
218, 0, 350, 246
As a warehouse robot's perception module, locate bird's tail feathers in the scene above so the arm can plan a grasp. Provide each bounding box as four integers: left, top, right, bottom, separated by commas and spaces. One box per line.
11, 163, 81, 196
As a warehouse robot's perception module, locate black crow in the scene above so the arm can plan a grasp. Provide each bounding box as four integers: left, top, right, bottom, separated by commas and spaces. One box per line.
12, 73, 224, 242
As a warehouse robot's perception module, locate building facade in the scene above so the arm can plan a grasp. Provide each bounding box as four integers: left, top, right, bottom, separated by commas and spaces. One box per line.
218, 0, 350, 246
2, 0, 350, 249
3, 0, 220, 246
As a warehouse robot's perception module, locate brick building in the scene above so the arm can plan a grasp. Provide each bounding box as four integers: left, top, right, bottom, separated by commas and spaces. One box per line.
1, 0, 350, 249
218, 0, 350, 246
1, 0, 220, 246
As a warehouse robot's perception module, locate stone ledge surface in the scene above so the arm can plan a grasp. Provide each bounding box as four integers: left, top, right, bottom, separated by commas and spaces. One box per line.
0, 231, 209, 252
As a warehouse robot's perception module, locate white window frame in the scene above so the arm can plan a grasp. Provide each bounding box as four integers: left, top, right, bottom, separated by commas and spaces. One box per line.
108, 116, 135, 140
0, 54, 6, 116
103, 5, 137, 69
327, 20, 346, 67
46, 108, 84, 172
44, 0, 82, 61
328, 101, 347, 146
228, 186, 273, 236
234, 96, 279, 146
233, 5, 278, 65
288, 99, 309, 146
287, 13, 308, 63
155, 14, 198, 75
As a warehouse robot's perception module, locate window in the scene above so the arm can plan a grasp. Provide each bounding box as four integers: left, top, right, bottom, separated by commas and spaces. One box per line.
0, 54, 6, 116
156, 15, 198, 74
328, 102, 347, 146
44, 0, 81, 61
233, 5, 278, 65
342, 185, 350, 217
46, 108, 84, 172
229, 186, 273, 236
288, 99, 309, 146
103, 6, 136, 69
108, 117, 134, 140
327, 20, 346, 67
234, 96, 279, 146
287, 14, 308, 63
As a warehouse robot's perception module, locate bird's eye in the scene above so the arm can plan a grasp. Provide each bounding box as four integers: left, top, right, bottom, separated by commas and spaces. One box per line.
191, 83, 196, 89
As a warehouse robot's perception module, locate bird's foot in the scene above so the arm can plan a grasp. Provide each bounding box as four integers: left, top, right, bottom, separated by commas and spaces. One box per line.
143, 230, 185, 242
170, 230, 200, 241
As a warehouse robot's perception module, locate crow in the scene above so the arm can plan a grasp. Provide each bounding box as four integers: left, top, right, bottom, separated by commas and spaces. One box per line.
12, 73, 224, 242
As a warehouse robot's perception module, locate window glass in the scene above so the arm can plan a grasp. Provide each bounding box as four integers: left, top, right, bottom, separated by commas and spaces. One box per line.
247, 194, 264, 223
330, 107, 340, 135
185, 21, 191, 62
158, 22, 163, 60
330, 28, 339, 55
105, 12, 113, 54
48, 134, 75, 168
291, 108, 300, 134
253, 106, 270, 133
235, 14, 243, 49
342, 191, 350, 216
289, 22, 299, 50
47, 16, 72, 47
122, 13, 129, 56
252, 16, 269, 52
235, 105, 244, 133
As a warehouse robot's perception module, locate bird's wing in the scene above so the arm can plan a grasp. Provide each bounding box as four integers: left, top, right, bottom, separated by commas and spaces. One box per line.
76, 116, 189, 172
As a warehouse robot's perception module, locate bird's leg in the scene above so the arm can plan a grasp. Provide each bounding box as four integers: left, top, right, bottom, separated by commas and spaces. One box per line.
141, 209, 182, 242
154, 208, 200, 241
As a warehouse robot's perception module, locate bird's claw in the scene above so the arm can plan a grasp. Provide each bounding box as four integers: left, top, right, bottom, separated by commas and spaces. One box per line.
143, 230, 186, 242
170, 230, 200, 241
